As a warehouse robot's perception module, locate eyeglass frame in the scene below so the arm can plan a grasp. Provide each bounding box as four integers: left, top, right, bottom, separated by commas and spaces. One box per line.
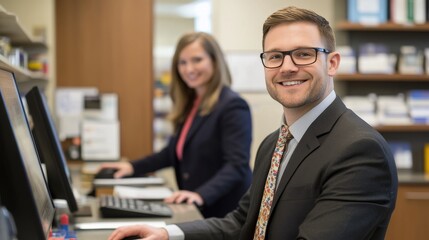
259, 47, 331, 69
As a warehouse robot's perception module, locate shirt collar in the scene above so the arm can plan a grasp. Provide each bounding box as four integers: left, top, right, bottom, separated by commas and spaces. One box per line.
282, 90, 336, 142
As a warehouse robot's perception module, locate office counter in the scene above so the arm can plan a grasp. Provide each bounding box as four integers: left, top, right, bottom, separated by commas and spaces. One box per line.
68, 162, 203, 239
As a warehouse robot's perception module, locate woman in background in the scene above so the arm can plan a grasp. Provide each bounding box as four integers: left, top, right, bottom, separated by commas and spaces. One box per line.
99, 32, 252, 218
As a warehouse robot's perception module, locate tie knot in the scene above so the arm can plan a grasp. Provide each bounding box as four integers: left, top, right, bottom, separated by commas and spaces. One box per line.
281, 125, 293, 141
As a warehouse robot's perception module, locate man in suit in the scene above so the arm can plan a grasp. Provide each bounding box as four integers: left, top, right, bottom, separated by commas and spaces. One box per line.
108, 6, 398, 240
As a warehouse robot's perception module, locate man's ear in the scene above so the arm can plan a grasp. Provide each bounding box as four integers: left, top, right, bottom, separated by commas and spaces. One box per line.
327, 52, 340, 77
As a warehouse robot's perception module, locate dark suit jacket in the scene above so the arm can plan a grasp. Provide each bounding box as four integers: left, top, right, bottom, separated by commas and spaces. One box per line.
177, 96, 398, 240
131, 87, 253, 218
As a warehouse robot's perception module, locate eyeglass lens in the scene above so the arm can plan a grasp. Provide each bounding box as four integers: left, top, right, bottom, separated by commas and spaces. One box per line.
262, 48, 319, 68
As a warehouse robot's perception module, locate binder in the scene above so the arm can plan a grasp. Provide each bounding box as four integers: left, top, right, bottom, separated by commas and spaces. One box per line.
413, 0, 426, 23
391, 0, 408, 24
348, 0, 388, 24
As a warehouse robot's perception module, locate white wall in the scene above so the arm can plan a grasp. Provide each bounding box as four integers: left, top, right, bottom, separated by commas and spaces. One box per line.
154, 15, 194, 75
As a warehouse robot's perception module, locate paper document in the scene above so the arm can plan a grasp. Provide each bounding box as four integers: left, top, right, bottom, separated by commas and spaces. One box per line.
81, 120, 120, 161
93, 177, 165, 187
75, 221, 166, 230
113, 186, 173, 200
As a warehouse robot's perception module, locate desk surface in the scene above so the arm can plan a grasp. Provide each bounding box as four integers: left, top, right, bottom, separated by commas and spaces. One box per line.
74, 200, 203, 239
69, 162, 203, 239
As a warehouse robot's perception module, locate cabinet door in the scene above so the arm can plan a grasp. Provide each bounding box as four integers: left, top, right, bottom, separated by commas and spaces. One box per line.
386, 185, 429, 239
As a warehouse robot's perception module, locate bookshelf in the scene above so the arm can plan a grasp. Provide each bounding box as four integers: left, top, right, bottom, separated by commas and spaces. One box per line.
339, 1, 429, 237
335, 21, 429, 173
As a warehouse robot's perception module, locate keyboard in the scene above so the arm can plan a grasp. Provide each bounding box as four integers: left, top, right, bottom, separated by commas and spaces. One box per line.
99, 195, 173, 218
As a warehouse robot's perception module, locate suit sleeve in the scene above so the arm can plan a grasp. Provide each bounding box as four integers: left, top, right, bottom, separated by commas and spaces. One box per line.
130, 137, 176, 176
177, 187, 251, 240
195, 97, 252, 206
297, 135, 397, 240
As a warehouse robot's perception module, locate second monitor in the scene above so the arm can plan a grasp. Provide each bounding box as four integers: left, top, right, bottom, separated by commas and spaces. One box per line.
25, 86, 79, 213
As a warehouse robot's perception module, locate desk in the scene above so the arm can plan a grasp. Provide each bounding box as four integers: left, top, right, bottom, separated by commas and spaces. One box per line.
74, 199, 203, 239
68, 162, 203, 239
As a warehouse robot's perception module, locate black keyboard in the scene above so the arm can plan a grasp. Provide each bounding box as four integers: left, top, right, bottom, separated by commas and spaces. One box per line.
99, 195, 173, 218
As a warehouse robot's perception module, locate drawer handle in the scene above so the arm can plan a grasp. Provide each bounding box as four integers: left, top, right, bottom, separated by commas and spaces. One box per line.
405, 192, 429, 200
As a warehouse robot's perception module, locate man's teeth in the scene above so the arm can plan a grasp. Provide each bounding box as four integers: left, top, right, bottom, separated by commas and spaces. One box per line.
282, 80, 302, 86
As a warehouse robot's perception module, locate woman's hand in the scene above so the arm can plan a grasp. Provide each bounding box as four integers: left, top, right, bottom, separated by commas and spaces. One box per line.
98, 161, 134, 179
164, 190, 204, 206
108, 224, 168, 240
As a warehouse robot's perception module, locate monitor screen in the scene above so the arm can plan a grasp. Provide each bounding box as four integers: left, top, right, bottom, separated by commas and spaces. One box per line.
0, 69, 55, 239
25, 86, 79, 212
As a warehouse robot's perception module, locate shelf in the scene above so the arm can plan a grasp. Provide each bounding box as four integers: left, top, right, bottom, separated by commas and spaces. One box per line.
336, 21, 429, 31
0, 5, 46, 47
374, 125, 429, 132
0, 4, 48, 85
0, 54, 47, 82
335, 74, 429, 82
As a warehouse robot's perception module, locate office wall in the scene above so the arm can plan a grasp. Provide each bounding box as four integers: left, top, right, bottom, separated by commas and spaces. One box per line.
154, 15, 194, 75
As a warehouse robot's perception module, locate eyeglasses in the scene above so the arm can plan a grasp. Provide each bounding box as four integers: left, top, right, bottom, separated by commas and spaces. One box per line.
260, 47, 331, 69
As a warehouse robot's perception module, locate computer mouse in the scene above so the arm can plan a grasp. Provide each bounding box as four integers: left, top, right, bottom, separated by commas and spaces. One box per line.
94, 168, 118, 179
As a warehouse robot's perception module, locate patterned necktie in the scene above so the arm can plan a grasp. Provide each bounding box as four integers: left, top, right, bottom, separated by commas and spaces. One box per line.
253, 125, 293, 240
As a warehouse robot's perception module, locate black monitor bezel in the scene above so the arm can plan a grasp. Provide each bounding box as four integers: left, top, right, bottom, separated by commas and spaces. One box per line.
26, 86, 79, 212
0, 69, 55, 239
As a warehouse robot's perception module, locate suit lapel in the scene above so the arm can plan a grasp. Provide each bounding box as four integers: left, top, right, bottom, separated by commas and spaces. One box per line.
185, 113, 205, 143
270, 97, 347, 210
271, 135, 319, 207
182, 87, 228, 149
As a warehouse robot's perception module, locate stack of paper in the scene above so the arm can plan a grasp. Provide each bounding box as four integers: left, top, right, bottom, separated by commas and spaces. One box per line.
93, 177, 165, 187
343, 95, 377, 126
113, 186, 173, 200
377, 94, 411, 125
408, 90, 429, 124
336, 46, 356, 74
388, 141, 412, 169
358, 43, 395, 74
398, 46, 424, 75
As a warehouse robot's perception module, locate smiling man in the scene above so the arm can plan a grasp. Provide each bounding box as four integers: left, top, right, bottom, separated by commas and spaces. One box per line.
109, 6, 398, 240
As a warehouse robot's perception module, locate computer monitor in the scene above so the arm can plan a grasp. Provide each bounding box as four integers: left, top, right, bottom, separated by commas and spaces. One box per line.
0, 69, 55, 239
25, 86, 79, 212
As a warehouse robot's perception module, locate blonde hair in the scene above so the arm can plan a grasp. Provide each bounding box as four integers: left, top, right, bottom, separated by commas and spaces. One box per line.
262, 6, 336, 51
168, 32, 232, 130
